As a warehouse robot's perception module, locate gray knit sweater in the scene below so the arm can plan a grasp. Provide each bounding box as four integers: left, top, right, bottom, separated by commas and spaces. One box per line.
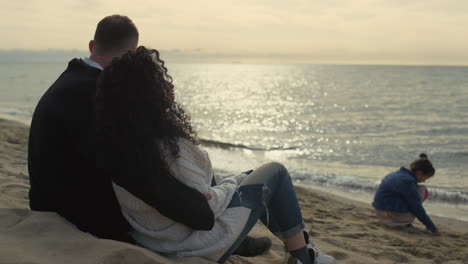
112, 138, 251, 261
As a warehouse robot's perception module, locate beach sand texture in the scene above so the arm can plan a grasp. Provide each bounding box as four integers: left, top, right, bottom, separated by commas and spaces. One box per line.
1, 118, 467, 264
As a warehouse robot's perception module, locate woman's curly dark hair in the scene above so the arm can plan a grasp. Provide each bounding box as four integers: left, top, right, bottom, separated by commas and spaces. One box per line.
95, 46, 197, 182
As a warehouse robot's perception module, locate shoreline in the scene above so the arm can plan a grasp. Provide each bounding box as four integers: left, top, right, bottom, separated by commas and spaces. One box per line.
297, 183, 468, 232
297, 183, 468, 223
0, 113, 31, 126
1, 117, 468, 264
1, 116, 467, 225
2, 113, 468, 217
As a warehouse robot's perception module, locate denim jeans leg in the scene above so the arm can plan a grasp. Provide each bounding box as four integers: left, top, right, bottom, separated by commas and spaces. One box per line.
241, 162, 305, 238
217, 162, 305, 263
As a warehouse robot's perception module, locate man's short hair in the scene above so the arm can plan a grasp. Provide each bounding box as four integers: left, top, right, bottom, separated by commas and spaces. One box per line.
93, 15, 139, 56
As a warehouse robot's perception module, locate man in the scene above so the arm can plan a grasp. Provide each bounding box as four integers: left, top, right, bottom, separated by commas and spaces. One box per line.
28, 15, 214, 241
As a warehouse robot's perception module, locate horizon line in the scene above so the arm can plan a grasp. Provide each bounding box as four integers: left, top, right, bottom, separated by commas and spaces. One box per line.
1, 49, 468, 67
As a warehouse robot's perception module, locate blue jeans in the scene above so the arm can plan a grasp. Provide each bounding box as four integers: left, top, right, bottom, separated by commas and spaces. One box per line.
217, 162, 305, 263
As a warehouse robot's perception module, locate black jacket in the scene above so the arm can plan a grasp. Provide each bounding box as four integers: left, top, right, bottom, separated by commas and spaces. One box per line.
28, 59, 214, 240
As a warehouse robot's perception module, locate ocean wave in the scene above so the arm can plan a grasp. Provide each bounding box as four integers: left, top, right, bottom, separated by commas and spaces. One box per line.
428, 189, 468, 204
453, 152, 468, 157
288, 169, 468, 205
200, 138, 297, 151
0, 105, 33, 124
290, 169, 380, 193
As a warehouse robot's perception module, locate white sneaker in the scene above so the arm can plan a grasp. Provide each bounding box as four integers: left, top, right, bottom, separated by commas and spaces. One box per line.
306, 232, 335, 264
286, 248, 336, 264
286, 231, 336, 264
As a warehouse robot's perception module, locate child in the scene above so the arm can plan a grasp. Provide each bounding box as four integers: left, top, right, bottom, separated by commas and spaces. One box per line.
372, 153, 440, 235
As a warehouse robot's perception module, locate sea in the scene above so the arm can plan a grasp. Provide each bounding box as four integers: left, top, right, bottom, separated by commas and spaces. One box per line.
1, 51, 468, 222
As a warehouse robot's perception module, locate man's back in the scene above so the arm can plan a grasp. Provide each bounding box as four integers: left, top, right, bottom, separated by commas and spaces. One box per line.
28, 59, 131, 239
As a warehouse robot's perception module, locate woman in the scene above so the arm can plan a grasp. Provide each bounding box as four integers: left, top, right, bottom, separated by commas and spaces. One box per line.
372, 153, 440, 235
95, 46, 336, 264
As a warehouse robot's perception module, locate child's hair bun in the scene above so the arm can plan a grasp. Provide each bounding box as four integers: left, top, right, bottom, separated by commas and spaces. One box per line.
411, 153, 435, 176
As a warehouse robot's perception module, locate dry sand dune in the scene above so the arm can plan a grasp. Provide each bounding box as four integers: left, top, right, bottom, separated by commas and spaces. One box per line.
1, 118, 467, 264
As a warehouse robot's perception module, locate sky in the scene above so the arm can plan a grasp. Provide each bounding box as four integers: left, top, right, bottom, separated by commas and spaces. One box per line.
1, 0, 468, 64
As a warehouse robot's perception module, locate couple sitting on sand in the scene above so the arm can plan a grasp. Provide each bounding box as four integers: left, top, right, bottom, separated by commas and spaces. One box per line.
27, 15, 335, 264
28, 14, 440, 264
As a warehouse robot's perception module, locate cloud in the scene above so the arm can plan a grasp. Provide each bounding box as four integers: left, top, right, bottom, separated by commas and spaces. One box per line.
1, 0, 468, 64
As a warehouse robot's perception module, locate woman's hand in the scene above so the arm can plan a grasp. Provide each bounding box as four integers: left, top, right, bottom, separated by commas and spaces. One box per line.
205, 193, 212, 200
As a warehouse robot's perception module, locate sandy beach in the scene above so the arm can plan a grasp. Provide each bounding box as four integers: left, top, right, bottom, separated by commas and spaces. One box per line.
1, 117, 467, 264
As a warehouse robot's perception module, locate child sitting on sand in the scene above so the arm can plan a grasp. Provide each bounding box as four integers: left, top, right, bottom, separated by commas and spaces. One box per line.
372, 153, 440, 235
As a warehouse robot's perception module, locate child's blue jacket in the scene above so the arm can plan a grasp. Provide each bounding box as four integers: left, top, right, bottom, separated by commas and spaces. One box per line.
372, 167, 437, 232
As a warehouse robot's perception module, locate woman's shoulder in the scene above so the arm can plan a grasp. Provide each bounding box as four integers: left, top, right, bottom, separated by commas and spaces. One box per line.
175, 137, 210, 164
176, 137, 205, 154
176, 137, 196, 146
162, 137, 212, 186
